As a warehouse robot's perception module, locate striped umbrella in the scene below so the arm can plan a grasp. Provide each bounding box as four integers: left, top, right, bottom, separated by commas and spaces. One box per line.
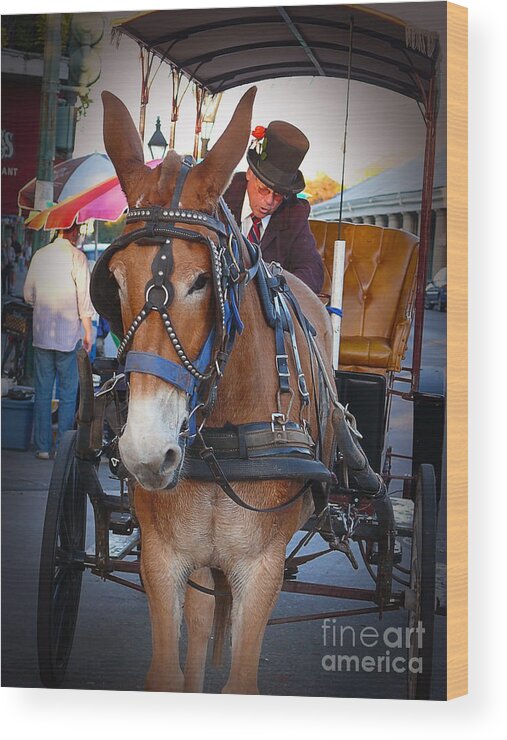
18, 153, 116, 213
25, 160, 161, 230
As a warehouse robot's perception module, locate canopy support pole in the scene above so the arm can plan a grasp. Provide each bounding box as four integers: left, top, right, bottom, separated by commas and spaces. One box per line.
277, 6, 326, 76
411, 70, 438, 395
195, 90, 223, 160
193, 84, 207, 160
169, 66, 191, 150
330, 17, 353, 369
138, 46, 157, 142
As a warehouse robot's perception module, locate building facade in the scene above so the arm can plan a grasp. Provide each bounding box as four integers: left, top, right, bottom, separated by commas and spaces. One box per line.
311, 151, 446, 280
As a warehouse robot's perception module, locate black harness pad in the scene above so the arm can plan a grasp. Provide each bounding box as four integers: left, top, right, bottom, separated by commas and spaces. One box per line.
90, 242, 125, 340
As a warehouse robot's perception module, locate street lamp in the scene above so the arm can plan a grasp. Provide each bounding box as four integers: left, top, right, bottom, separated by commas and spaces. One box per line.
148, 117, 168, 161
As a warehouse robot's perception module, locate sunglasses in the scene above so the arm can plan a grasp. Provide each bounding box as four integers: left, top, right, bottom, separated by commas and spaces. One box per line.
253, 178, 288, 202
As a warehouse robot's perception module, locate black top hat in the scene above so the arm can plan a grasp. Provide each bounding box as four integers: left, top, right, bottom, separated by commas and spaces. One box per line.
246, 120, 308, 196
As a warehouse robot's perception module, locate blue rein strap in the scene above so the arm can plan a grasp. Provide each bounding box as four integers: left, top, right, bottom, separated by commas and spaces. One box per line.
326, 306, 343, 318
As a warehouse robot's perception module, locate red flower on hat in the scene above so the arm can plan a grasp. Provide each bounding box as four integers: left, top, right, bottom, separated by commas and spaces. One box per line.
251, 125, 266, 140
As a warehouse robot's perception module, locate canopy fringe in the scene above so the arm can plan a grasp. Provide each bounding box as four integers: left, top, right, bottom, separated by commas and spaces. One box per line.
110, 26, 123, 48
405, 25, 438, 57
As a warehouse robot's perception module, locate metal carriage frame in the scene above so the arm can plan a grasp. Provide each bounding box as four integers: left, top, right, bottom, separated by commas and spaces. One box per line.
37, 358, 439, 698
36, 3, 445, 699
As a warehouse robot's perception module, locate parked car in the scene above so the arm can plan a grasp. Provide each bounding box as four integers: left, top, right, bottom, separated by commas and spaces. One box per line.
425, 267, 447, 311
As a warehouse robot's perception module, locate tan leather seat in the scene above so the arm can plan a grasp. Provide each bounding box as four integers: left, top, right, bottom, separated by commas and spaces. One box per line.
309, 220, 419, 374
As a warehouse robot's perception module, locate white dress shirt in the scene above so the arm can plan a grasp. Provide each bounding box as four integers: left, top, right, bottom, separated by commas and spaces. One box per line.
240, 192, 272, 240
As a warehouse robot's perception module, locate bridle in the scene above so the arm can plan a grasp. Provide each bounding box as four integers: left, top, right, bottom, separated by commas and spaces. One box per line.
108, 155, 259, 429
98, 156, 353, 515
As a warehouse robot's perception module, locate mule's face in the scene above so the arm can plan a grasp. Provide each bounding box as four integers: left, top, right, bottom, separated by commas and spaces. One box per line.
100, 88, 256, 490
111, 231, 214, 490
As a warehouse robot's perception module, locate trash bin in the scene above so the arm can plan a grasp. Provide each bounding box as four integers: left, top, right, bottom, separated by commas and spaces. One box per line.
1, 396, 34, 450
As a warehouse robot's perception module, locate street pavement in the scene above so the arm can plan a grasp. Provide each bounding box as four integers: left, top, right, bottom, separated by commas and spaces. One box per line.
1, 306, 446, 699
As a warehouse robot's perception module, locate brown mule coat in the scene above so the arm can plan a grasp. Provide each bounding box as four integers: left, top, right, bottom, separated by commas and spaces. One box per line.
101, 88, 335, 694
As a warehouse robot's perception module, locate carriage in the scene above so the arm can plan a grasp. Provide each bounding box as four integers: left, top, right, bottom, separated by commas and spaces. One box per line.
36, 4, 445, 699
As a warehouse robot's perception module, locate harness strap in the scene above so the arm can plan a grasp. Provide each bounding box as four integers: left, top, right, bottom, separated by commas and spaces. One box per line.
280, 283, 325, 454
187, 422, 315, 459
219, 196, 261, 285
127, 206, 227, 238
173, 155, 194, 203
147, 159, 193, 296
273, 295, 291, 395
198, 433, 312, 513
307, 332, 341, 408
278, 293, 310, 406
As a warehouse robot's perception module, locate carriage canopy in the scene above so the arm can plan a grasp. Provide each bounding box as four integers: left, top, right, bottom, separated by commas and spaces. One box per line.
114, 4, 438, 104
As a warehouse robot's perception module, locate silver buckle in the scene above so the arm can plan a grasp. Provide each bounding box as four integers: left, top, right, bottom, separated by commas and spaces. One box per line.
271, 412, 287, 432
275, 354, 290, 377
297, 372, 310, 398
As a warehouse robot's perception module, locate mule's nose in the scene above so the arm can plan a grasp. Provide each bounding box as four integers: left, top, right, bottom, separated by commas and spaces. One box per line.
118, 436, 183, 490
159, 444, 182, 477
117, 385, 188, 490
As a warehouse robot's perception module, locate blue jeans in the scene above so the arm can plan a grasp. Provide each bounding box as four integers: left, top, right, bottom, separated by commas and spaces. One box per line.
33, 345, 79, 453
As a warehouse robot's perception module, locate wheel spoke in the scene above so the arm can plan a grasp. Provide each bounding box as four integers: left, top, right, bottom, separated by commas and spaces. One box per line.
407, 464, 437, 700
37, 431, 87, 687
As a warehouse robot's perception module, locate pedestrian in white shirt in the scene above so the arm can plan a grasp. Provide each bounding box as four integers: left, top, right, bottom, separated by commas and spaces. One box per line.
23, 222, 94, 459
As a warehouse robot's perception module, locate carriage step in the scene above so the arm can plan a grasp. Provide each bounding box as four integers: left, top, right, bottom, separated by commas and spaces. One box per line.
110, 512, 135, 535
108, 530, 140, 559
369, 540, 402, 565
390, 497, 414, 536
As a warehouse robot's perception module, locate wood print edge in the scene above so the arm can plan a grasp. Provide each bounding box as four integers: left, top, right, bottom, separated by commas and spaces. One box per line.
446, 0, 468, 701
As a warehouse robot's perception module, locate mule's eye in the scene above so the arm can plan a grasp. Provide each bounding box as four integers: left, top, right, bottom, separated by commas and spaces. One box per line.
188, 273, 210, 294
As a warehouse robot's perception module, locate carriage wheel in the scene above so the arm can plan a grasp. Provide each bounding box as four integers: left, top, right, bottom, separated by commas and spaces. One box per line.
407, 464, 437, 700
37, 430, 87, 688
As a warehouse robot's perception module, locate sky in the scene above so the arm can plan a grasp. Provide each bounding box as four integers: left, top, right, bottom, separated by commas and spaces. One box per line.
67, 2, 447, 190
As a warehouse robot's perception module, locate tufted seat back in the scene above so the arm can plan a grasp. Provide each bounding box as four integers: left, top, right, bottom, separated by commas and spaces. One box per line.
309, 220, 419, 374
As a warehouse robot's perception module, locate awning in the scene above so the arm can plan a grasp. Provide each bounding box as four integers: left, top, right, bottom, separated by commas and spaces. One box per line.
114, 4, 439, 103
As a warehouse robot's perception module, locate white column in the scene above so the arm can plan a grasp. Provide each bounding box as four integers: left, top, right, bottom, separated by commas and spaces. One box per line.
388, 213, 401, 228
432, 208, 447, 274
362, 215, 375, 224
375, 214, 387, 226
402, 211, 417, 233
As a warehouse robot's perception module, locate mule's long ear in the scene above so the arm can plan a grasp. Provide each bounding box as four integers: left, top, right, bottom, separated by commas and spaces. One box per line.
191, 86, 257, 203
102, 91, 149, 203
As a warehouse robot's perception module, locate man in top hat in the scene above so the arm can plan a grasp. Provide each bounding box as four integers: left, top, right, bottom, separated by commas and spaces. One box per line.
223, 120, 324, 294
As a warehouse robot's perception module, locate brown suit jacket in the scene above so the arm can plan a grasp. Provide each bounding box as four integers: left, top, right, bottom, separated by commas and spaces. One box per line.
224, 173, 324, 294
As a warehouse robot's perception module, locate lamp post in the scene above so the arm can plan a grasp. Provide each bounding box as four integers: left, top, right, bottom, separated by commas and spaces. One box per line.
148, 117, 168, 160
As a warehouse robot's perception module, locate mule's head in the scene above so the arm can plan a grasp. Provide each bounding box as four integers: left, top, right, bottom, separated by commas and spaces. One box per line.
98, 88, 256, 490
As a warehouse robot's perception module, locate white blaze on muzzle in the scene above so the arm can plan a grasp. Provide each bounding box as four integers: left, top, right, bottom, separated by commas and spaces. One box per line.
119, 384, 188, 491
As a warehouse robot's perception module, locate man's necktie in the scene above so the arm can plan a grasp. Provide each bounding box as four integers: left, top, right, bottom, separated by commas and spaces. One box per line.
247, 216, 262, 247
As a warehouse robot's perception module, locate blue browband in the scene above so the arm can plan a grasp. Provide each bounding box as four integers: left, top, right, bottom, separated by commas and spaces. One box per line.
125, 324, 216, 393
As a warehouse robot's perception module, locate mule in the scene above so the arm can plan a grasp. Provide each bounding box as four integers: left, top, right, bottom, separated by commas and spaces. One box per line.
96, 87, 339, 694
